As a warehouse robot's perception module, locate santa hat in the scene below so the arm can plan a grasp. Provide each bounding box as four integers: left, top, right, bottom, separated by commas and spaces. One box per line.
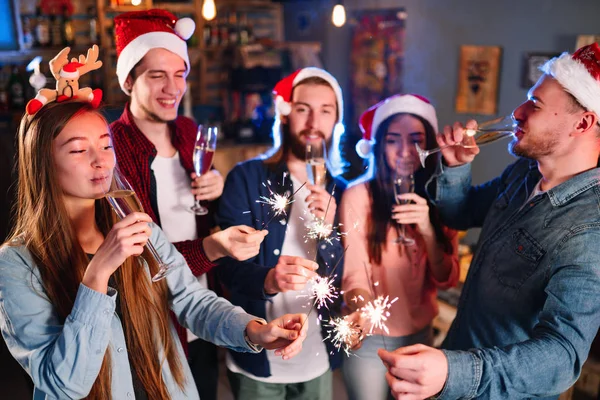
541, 42, 600, 118
272, 67, 344, 124
114, 9, 195, 95
60, 62, 84, 79
356, 94, 438, 158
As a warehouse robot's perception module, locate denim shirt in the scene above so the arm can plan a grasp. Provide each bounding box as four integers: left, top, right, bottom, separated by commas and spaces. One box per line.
430, 158, 600, 400
216, 158, 347, 377
0, 223, 259, 400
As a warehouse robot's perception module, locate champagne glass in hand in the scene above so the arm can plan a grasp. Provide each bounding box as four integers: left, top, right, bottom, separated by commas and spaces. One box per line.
392, 160, 416, 246
415, 115, 516, 167
105, 171, 174, 282
191, 125, 218, 215
306, 137, 327, 188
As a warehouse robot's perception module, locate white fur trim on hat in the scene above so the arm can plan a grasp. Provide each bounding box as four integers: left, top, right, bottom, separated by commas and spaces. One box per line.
293, 67, 344, 123
275, 95, 292, 116
116, 31, 190, 95
372, 96, 438, 140
355, 138, 374, 158
60, 70, 80, 79
541, 52, 600, 118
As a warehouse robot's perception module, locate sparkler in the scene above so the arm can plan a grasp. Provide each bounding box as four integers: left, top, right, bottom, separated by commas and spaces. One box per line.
360, 295, 398, 335
324, 316, 362, 356
257, 180, 307, 229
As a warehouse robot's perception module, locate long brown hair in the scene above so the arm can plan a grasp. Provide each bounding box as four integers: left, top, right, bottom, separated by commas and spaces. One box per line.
366, 113, 453, 264
7, 102, 185, 399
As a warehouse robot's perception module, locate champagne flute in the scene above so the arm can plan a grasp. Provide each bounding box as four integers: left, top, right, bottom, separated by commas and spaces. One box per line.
415, 115, 516, 167
392, 160, 416, 246
306, 137, 327, 188
105, 171, 174, 282
190, 125, 218, 215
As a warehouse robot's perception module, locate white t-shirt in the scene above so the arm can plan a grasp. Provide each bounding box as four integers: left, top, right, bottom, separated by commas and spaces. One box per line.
151, 152, 207, 342
226, 174, 330, 383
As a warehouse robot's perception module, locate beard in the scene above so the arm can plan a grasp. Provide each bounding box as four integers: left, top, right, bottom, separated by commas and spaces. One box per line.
282, 125, 331, 161
508, 131, 559, 160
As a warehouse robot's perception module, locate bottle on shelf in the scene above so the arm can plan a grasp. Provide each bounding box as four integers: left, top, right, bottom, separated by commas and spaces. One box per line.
62, 5, 75, 47
218, 16, 228, 47
50, 7, 63, 48
8, 66, 26, 110
35, 4, 51, 48
0, 66, 9, 112
239, 14, 250, 45
210, 20, 219, 47
88, 6, 99, 45
228, 12, 238, 45
202, 20, 212, 48
22, 16, 34, 49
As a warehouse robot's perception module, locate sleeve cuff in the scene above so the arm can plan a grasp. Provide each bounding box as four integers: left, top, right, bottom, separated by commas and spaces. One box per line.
244, 318, 268, 353
69, 283, 117, 329
437, 349, 481, 400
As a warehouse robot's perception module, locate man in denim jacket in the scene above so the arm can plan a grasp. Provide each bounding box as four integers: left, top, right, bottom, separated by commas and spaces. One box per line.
378, 44, 600, 399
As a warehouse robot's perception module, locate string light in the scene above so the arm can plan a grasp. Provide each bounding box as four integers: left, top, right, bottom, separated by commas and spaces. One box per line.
202, 0, 216, 21
332, 2, 346, 27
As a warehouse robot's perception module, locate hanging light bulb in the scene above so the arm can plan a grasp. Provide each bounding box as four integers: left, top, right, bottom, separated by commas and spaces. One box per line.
131, 0, 142, 5
202, 0, 216, 21
332, 3, 346, 27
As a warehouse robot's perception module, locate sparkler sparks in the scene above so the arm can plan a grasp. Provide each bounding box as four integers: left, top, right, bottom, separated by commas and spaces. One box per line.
257, 192, 292, 217
324, 317, 362, 356
360, 295, 398, 335
305, 218, 334, 241
309, 274, 339, 309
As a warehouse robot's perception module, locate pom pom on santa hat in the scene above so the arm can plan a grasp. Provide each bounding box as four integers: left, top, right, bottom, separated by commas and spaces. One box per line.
114, 9, 195, 95
272, 67, 344, 124
356, 94, 438, 159
541, 42, 600, 119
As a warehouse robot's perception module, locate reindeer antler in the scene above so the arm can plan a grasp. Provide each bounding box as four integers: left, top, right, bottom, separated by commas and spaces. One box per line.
77, 45, 103, 76
49, 47, 71, 80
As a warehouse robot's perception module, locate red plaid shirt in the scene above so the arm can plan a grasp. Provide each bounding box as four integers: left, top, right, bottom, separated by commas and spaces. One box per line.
110, 104, 217, 353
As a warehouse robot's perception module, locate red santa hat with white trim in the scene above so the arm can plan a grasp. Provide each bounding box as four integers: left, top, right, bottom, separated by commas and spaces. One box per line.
60, 62, 84, 79
114, 9, 195, 95
272, 67, 344, 124
540, 42, 600, 118
356, 94, 438, 158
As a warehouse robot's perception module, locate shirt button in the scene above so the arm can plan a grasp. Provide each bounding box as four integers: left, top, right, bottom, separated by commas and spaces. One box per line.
279, 219, 286, 225
103, 309, 111, 315
127, 392, 133, 398
320, 244, 327, 250
117, 347, 124, 353
273, 249, 280, 256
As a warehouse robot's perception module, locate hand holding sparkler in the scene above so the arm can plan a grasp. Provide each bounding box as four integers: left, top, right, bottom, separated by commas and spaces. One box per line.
306, 184, 337, 226
264, 256, 319, 294
203, 225, 268, 262
378, 344, 448, 400
245, 313, 309, 360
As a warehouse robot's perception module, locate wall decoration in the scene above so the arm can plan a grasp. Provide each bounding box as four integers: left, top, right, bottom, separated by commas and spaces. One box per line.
455, 45, 502, 115
521, 52, 560, 89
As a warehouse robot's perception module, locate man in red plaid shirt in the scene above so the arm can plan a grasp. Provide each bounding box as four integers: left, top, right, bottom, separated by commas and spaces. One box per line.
109, 9, 267, 400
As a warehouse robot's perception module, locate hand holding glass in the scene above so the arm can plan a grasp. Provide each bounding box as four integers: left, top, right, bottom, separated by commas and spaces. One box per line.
191, 125, 218, 215
392, 161, 416, 246
415, 115, 516, 167
105, 172, 173, 282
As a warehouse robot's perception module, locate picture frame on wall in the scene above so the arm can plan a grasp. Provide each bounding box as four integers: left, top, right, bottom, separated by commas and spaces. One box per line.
521, 52, 560, 89
455, 45, 502, 115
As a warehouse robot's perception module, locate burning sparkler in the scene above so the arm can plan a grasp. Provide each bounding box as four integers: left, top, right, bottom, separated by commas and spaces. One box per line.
324, 317, 362, 356
309, 274, 339, 309
360, 295, 398, 335
257, 178, 307, 229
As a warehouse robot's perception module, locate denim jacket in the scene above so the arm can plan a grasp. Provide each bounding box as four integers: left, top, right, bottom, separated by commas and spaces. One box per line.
216, 158, 346, 377
0, 223, 259, 400
430, 158, 600, 400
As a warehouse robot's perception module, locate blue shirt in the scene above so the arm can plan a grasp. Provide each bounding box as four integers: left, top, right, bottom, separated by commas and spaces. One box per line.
0, 223, 259, 400
216, 158, 347, 377
430, 158, 600, 399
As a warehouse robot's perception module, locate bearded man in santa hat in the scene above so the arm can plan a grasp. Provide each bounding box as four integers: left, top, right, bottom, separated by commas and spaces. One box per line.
379, 43, 600, 400
216, 68, 348, 399
109, 9, 269, 400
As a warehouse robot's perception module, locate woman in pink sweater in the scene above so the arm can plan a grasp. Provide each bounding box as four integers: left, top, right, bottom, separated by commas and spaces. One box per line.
340, 94, 459, 400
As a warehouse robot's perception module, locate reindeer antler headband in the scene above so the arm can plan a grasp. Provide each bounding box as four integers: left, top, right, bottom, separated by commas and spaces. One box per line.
26, 45, 103, 115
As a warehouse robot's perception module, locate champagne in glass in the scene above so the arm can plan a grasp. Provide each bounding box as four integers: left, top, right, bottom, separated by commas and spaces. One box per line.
105, 171, 174, 282
392, 160, 416, 246
306, 137, 327, 188
191, 125, 218, 215
415, 115, 516, 167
